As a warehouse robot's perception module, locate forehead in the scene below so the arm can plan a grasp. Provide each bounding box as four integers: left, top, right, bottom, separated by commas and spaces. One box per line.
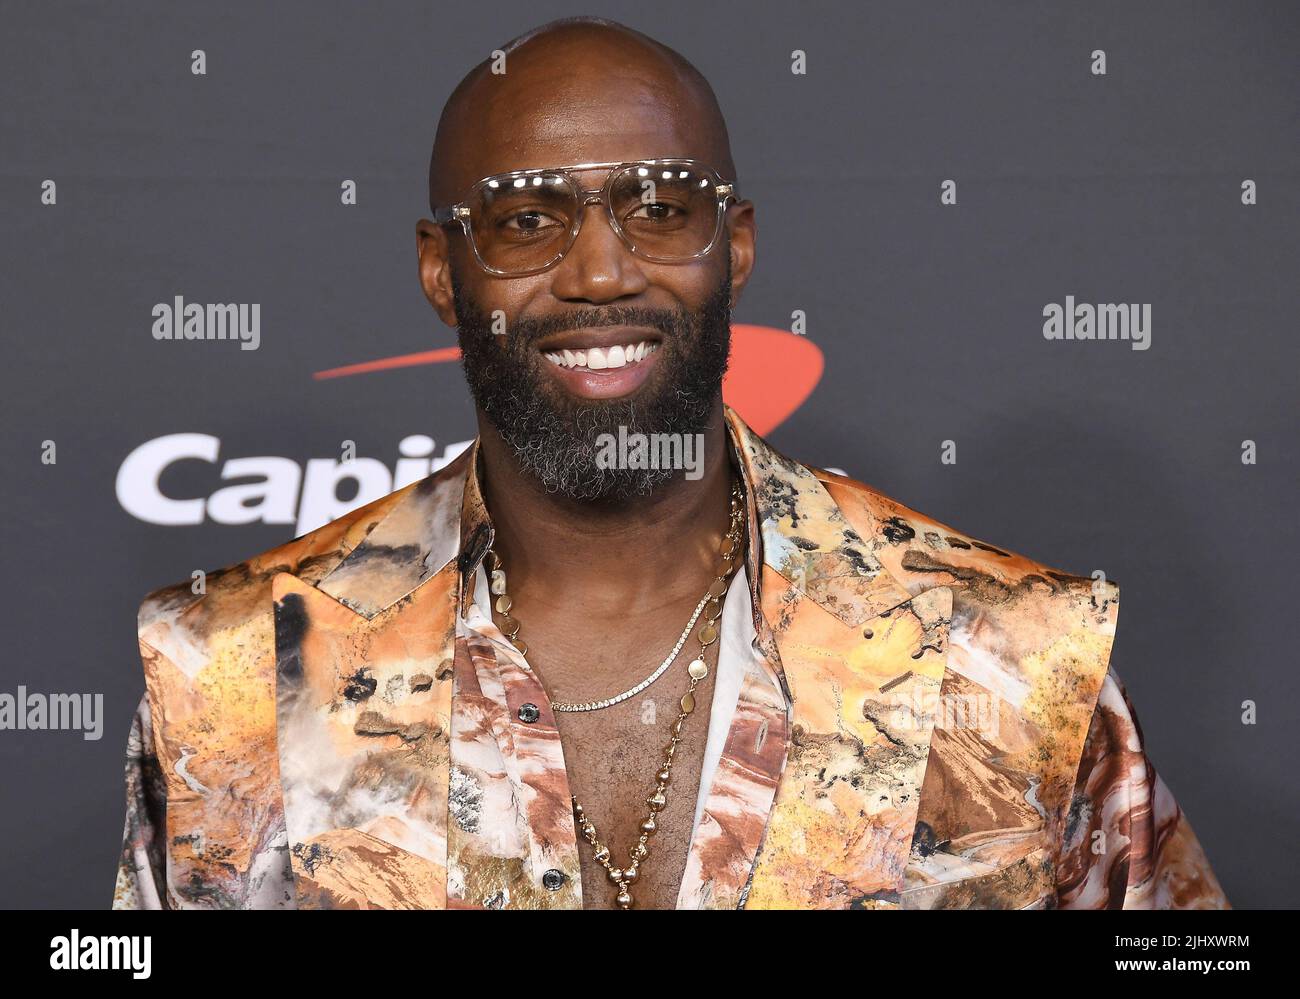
439, 60, 726, 194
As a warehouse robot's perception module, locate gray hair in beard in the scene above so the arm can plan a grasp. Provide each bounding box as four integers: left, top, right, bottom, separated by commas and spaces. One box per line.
452, 262, 732, 502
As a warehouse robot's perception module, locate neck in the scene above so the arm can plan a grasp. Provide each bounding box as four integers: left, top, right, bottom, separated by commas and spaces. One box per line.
475, 398, 737, 620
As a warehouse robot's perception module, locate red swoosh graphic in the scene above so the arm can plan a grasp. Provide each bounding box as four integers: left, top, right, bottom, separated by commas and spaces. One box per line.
314, 345, 463, 379
313, 325, 822, 436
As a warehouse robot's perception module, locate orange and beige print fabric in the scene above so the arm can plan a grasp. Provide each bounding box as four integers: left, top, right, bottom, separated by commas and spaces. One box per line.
114, 407, 1226, 909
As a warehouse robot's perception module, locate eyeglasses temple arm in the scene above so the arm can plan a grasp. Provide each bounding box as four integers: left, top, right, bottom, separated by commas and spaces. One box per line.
432, 204, 470, 225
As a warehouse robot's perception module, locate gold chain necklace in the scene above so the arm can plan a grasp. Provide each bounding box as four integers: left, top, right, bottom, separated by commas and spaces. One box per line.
484, 480, 745, 908
482, 565, 715, 713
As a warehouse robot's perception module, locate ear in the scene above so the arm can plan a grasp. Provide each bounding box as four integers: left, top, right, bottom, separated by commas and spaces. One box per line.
416, 219, 459, 327
725, 199, 757, 308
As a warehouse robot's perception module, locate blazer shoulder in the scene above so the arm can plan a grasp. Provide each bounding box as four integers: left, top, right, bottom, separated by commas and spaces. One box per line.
810, 464, 1120, 609
136, 477, 421, 642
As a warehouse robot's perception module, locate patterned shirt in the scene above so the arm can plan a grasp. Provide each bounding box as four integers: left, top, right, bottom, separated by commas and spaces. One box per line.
114, 406, 1228, 909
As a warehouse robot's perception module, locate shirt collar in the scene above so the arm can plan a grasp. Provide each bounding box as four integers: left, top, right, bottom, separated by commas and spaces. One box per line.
454, 441, 494, 618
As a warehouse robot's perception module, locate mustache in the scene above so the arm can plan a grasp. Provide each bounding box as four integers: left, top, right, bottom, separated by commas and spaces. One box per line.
504, 304, 687, 347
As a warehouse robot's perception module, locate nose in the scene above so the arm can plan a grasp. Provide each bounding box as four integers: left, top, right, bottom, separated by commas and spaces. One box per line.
547, 196, 648, 304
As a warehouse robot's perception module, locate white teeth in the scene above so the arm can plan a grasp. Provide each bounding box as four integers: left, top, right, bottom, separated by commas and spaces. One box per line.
544, 341, 659, 369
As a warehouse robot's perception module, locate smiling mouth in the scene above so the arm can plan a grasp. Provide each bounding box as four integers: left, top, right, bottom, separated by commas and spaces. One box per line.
541, 339, 660, 371
532, 326, 665, 399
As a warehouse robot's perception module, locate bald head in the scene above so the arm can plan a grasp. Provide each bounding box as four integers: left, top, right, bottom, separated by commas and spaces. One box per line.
427, 18, 737, 212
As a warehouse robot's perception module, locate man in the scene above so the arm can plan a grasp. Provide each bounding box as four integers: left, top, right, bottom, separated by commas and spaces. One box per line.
114, 17, 1226, 910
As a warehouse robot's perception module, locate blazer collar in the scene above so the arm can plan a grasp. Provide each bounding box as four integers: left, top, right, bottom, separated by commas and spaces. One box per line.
309, 405, 915, 634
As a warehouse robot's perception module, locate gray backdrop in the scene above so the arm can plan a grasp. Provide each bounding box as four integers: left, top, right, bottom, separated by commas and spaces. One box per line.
1, 0, 1295, 908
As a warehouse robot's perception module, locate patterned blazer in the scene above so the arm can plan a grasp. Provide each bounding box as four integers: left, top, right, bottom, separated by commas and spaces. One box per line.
114, 406, 1227, 909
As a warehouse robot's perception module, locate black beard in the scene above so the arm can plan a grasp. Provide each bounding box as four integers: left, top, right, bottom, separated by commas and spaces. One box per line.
453, 258, 733, 502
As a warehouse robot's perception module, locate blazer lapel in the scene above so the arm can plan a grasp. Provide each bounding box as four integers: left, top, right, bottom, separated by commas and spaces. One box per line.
747, 578, 951, 908
724, 410, 951, 908
271, 447, 478, 909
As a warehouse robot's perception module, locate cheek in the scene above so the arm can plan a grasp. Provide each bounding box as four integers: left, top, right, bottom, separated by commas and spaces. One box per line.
458, 268, 545, 320
641, 260, 726, 310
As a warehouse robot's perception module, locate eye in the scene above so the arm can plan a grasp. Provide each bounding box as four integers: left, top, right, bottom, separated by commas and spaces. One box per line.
628, 202, 684, 223
502, 209, 564, 232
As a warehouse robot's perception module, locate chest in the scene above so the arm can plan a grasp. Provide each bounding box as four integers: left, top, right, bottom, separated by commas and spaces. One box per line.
499, 608, 722, 910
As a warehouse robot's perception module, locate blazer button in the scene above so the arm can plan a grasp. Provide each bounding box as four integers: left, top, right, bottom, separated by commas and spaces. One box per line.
542, 869, 566, 891
517, 703, 541, 724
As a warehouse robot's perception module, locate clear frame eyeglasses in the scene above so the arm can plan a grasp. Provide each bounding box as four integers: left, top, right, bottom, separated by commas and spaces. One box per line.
432, 158, 739, 277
